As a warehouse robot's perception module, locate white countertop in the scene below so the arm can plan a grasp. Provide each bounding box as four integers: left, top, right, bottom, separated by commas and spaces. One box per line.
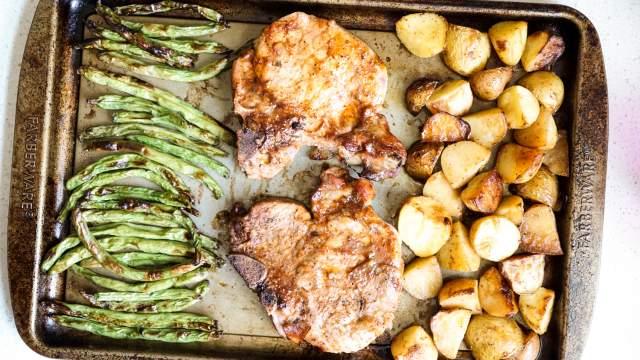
1, 1, 638, 359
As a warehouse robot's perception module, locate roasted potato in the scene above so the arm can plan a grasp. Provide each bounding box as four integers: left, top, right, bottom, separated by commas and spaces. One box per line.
513, 108, 558, 150
437, 221, 481, 272
405, 141, 444, 181
461, 170, 503, 213
469, 66, 513, 101
443, 24, 491, 76
441, 141, 492, 189
519, 287, 555, 334
498, 85, 541, 129
500, 254, 545, 295
515, 165, 559, 208
423, 172, 464, 219
438, 278, 482, 314
470, 215, 520, 262
488, 21, 528, 66
543, 129, 570, 177
421, 113, 471, 142
391, 325, 439, 360
398, 196, 452, 257
508, 332, 541, 360
403, 256, 443, 300
478, 266, 518, 317
426, 80, 473, 116
519, 71, 565, 113
462, 108, 509, 148
521, 30, 565, 72
396, 13, 448, 58
520, 204, 563, 255
496, 143, 544, 184
405, 78, 439, 115
430, 309, 472, 359
495, 195, 525, 226
465, 315, 525, 360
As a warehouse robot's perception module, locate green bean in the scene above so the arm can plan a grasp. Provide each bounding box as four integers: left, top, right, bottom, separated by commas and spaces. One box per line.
114, 1, 223, 22
90, 223, 191, 242
42, 237, 82, 272
82, 39, 168, 64
91, 95, 167, 115
82, 209, 183, 228
84, 185, 194, 213
93, 287, 199, 302
144, 38, 229, 55
79, 199, 178, 213
80, 252, 191, 269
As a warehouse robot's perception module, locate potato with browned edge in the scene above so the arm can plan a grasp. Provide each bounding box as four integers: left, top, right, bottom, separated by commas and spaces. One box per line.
461, 170, 503, 213
465, 315, 525, 360
441, 141, 492, 188
488, 21, 528, 66
479, 266, 518, 317
520, 204, 563, 255
498, 85, 540, 129
496, 143, 544, 184
514, 108, 558, 150
519, 71, 565, 113
421, 113, 470, 142
403, 256, 442, 300
443, 24, 491, 76
398, 196, 452, 257
495, 195, 525, 225
515, 165, 559, 208
438, 278, 482, 313
470, 66, 513, 101
519, 287, 555, 335
521, 30, 565, 72
423, 172, 464, 219
463, 108, 509, 148
396, 13, 448, 58
426, 79, 473, 116
405, 141, 444, 181
500, 254, 545, 295
405, 78, 439, 115
431, 309, 472, 359
508, 332, 541, 360
470, 215, 521, 262
543, 129, 570, 177
437, 221, 481, 272
391, 325, 438, 360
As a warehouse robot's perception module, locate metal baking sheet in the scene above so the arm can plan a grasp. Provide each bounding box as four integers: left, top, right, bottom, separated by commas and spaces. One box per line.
8, 1, 608, 359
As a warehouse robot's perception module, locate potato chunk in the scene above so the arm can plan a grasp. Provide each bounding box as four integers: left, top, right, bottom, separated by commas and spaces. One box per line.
396, 13, 448, 58
495, 195, 525, 226
500, 254, 545, 294
543, 129, 570, 177
423, 172, 464, 219
398, 196, 452, 257
421, 113, 470, 142
515, 165, 559, 208
462, 108, 508, 148
426, 80, 473, 116
520, 204, 562, 255
488, 21, 528, 66
465, 315, 525, 360
405, 141, 444, 181
441, 141, 492, 189
498, 85, 540, 129
519, 287, 555, 334
403, 256, 442, 300
496, 143, 544, 184
461, 170, 503, 213
518, 71, 565, 113
478, 267, 518, 317
437, 221, 481, 272
438, 278, 481, 314
405, 78, 439, 115
430, 309, 472, 359
508, 332, 541, 360
521, 30, 565, 72
469, 66, 513, 101
391, 325, 438, 360
514, 108, 558, 150
443, 24, 491, 76
470, 215, 520, 262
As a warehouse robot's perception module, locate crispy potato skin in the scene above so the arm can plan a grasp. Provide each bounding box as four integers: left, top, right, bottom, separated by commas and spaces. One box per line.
496, 143, 544, 184
478, 266, 519, 317
402, 256, 442, 300
430, 309, 472, 359
519, 287, 555, 334
423, 172, 464, 219
518, 71, 565, 113
443, 24, 491, 76
438, 278, 482, 313
426, 80, 473, 116
543, 129, 570, 177
521, 30, 565, 72
488, 21, 528, 66
470, 67, 513, 101
515, 165, 559, 208
465, 315, 525, 360
514, 108, 558, 150
421, 113, 471, 143
495, 195, 525, 225
406, 78, 439, 115
398, 196, 452, 257
437, 221, 481, 272
396, 13, 448, 58
391, 325, 438, 360
500, 254, 545, 295
463, 108, 509, 148
520, 204, 563, 255
461, 170, 504, 213
441, 141, 492, 189
405, 141, 444, 181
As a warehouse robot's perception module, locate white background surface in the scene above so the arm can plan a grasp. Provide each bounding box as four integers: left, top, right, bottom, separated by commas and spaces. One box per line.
0, 1, 638, 359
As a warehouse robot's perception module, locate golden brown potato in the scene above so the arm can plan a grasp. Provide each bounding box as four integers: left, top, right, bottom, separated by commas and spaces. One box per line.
521, 30, 565, 72
514, 108, 558, 150
406, 78, 439, 115
391, 325, 439, 360
461, 170, 503, 213
421, 113, 471, 142
403, 256, 443, 300
443, 24, 491, 76
437, 221, 481, 272
405, 141, 444, 181
478, 267, 519, 317
441, 141, 492, 189
508, 332, 541, 360
498, 85, 541, 129
488, 21, 528, 66
438, 278, 482, 314
520, 204, 563, 255
462, 108, 509, 148
470, 215, 520, 262
515, 165, 559, 208
396, 13, 448, 58
466, 315, 525, 360
469, 66, 513, 101
500, 254, 545, 295
430, 309, 472, 359
398, 196, 452, 257
423, 172, 464, 219
496, 143, 545, 184
543, 129, 570, 177
519, 71, 565, 113
426, 79, 473, 116
495, 195, 525, 225
519, 287, 555, 335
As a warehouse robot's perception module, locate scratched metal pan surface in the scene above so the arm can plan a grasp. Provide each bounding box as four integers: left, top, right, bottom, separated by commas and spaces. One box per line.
8, 0, 607, 359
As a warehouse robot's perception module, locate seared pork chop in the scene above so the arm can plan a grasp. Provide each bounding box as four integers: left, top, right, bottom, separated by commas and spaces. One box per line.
229, 167, 403, 353
232, 12, 406, 180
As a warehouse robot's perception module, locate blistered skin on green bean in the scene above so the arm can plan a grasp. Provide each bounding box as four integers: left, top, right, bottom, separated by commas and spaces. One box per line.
145, 38, 229, 55
82, 209, 183, 228
79, 199, 178, 213
91, 223, 191, 241
85, 185, 194, 213
93, 287, 199, 302
82, 39, 168, 64
114, 0, 224, 23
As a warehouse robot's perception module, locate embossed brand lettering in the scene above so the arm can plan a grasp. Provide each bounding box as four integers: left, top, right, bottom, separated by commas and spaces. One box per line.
21, 115, 39, 218
573, 145, 595, 249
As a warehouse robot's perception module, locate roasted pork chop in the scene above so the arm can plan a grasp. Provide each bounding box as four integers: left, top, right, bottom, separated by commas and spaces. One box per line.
228, 167, 403, 353
232, 12, 406, 180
